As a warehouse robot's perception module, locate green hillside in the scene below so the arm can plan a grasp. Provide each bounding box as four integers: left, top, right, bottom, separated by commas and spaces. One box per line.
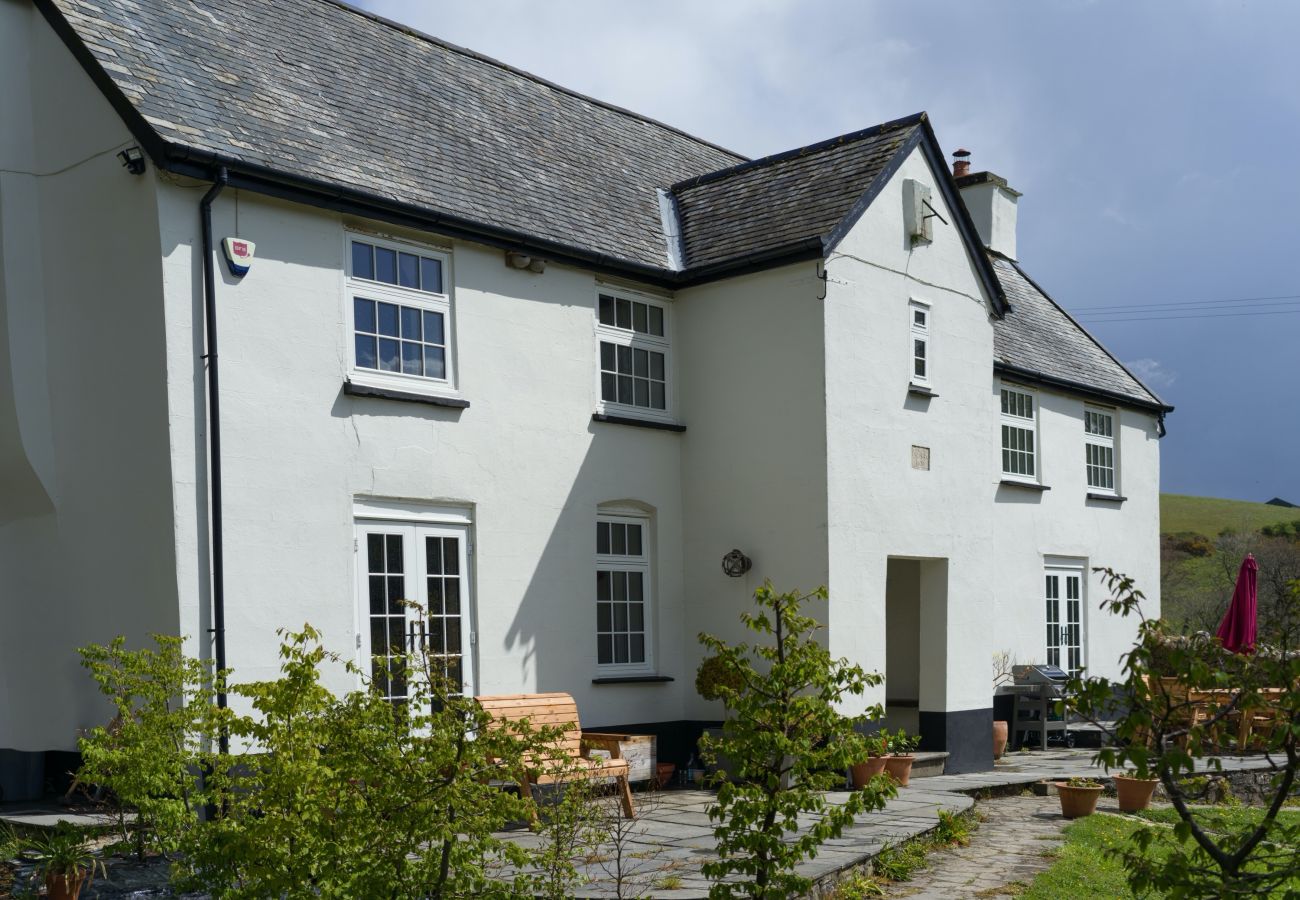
1161, 493, 1300, 537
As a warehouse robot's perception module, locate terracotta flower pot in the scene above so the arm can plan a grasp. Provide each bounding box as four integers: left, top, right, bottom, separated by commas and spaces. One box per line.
993, 720, 1009, 759
883, 754, 915, 787
1055, 782, 1103, 818
850, 756, 888, 789
656, 762, 676, 788
46, 870, 89, 900
1113, 774, 1160, 812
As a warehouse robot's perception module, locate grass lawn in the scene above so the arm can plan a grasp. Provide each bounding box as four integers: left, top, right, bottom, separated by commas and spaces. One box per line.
1161, 493, 1299, 538
1023, 808, 1300, 899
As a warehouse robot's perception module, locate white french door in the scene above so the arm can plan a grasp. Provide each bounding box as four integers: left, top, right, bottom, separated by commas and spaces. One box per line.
355, 520, 475, 700
1045, 566, 1084, 676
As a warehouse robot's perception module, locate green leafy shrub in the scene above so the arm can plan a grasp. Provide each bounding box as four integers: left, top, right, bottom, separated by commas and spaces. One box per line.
79, 621, 582, 899
181, 624, 556, 899
696, 582, 895, 898
76, 635, 228, 860
881, 729, 920, 755
1261, 520, 1300, 540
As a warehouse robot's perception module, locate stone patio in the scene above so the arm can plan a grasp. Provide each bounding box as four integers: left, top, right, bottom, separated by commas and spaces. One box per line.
493, 749, 1277, 899
0, 750, 1278, 898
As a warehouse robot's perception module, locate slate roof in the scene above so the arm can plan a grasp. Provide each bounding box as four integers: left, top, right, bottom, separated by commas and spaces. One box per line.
671, 118, 921, 269
41, 0, 1156, 412
992, 255, 1169, 411
44, 0, 743, 271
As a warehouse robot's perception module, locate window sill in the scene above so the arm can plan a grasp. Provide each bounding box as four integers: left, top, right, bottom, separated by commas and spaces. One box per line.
999, 479, 1050, 492
908, 384, 938, 398
592, 413, 686, 433
1087, 492, 1127, 503
343, 381, 470, 409
591, 675, 675, 685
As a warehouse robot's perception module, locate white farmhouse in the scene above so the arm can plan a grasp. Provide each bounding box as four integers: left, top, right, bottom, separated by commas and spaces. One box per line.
0, 0, 1170, 792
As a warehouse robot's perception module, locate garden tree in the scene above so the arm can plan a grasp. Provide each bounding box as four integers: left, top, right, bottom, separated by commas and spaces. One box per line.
179, 623, 568, 899
77, 635, 229, 861
696, 582, 895, 899
1069, 569, 1300, 898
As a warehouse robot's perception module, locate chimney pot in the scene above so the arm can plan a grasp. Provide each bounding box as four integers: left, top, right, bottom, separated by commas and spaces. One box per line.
952, 148, 971, 179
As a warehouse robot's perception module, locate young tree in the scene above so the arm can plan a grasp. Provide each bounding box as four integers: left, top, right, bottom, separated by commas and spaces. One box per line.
1069, 570, 1300, 897
696, 582, 895, 899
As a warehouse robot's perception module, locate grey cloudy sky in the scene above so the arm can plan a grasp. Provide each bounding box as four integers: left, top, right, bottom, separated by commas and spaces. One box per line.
361, 0, 1300, 504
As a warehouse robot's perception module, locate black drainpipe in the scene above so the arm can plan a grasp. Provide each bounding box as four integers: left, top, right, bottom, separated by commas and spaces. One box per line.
200, 168, 229, 754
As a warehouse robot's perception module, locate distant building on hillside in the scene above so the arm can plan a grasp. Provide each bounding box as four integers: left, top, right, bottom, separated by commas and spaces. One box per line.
1265, 498, 1297, 508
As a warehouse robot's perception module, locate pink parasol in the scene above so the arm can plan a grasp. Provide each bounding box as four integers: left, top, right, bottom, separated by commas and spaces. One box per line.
1215, 554, 1258, 653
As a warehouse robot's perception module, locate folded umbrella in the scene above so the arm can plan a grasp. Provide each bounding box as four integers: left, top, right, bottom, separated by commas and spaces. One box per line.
1215, 553, 1258, 654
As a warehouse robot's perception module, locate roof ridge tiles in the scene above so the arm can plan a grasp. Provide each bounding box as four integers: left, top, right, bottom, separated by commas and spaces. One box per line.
670, 111, 927, 193
316, 0, 748, 164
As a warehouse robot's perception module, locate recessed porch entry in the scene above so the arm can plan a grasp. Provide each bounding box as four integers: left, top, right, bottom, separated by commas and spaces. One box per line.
883, 557, 948, 738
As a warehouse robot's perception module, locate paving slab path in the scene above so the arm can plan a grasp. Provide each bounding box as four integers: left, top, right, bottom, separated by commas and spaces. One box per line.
882, 794, 1068, 899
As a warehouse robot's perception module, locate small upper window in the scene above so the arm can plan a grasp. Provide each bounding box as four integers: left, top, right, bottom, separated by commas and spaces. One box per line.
910, 301, 930, 386
595, 290, 671, 417
347, 234, 454, 393
1084, 407, 1117, 493
1000, 385, 1038, 481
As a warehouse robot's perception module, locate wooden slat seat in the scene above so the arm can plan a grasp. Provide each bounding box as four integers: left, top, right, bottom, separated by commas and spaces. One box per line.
477, 692, 635, 818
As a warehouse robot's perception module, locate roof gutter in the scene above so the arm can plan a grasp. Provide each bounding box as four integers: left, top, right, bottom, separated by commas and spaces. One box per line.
994, 361, 1175, 418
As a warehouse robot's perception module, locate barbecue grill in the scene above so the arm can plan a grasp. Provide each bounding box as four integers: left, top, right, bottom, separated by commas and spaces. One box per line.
1004, 664, 1073, 750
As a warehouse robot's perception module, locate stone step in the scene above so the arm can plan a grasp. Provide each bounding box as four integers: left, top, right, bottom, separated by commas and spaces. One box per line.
911, 751, 949, 778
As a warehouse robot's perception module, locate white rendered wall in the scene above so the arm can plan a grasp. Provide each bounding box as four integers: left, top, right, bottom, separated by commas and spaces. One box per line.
675, 263, 831, 721
824, 146, 1160, 718
156, 189, 689, 727
0, 3, 179, 751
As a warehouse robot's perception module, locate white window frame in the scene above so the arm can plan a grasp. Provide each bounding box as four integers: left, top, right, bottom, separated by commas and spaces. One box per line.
1044, 562, 1086, 676
593, 286, 674, 422
595, 511, 655, 675
1000, 384, 1039, 483
345, 231, 457, 397
353, 502, 476, 700
1084, 405, 1118, 495
909, 299, 931, 387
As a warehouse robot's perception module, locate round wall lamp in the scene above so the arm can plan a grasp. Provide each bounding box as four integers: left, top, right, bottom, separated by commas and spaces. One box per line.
721, 549, 752, 578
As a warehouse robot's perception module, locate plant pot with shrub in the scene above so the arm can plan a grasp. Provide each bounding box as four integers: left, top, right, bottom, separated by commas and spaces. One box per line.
26, 823, 105, 900
1113, 771, 1160, 812
882, 729, 921, 787
1055, 777, 1104, 818
849, 734, 889, 789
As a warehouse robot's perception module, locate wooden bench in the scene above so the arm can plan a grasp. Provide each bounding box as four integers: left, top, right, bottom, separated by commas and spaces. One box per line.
476, 692, 635, 819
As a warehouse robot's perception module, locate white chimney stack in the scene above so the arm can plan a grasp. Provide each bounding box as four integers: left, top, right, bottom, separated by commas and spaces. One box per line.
952, 150, 1021, 260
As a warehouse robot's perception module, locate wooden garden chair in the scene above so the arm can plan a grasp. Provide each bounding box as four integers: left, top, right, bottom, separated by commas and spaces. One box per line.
476, 692, 635, 819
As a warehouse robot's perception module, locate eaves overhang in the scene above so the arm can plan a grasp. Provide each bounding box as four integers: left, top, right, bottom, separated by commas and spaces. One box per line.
993, 361, 1175, 416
